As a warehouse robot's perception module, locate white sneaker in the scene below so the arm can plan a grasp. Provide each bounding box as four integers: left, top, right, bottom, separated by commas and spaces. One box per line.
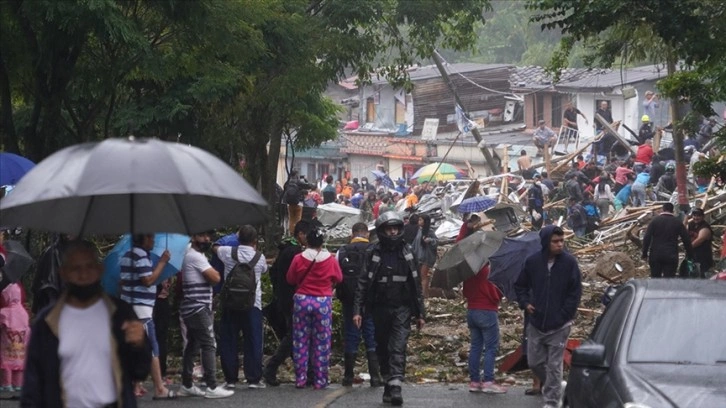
220, 382, 236, 389
178, 384, 205, 397
205, 386, 234, 399
481, 381, 508, 394
248, 382, 266, 389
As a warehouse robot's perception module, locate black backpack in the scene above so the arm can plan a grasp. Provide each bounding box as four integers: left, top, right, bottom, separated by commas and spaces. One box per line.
336, 242, 368, 302
284, 181, 300, 205
220, 247, 262, 312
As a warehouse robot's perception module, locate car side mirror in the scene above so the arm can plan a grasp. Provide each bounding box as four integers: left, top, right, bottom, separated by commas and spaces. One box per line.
572, 343, 608, 368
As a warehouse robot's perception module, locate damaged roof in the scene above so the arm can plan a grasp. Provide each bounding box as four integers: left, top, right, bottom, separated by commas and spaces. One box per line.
511, 66, 610, 91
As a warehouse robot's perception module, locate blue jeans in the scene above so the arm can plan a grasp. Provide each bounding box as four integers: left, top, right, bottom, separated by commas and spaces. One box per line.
467, 310, 499, 382
341, 301, 376, 354
219, 307, 264, 384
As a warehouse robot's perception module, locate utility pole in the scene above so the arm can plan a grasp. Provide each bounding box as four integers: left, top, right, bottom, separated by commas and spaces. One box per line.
667, 53, 689, 213
431, 50, 500, 175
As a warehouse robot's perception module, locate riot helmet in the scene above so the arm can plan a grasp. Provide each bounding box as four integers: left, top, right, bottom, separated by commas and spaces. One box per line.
375, 211, 405, 248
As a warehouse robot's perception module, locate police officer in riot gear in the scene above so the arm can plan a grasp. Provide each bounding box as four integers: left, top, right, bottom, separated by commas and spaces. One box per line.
353, 211, 426, 406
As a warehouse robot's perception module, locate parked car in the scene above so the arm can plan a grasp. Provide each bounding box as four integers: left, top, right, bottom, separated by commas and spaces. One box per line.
565, 279, 726, 408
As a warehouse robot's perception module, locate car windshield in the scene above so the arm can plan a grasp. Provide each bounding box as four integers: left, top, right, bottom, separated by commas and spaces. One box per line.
629, 298, 726, 365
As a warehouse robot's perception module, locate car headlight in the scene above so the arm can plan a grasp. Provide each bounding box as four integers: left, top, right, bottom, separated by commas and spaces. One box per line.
624, 403, 654, 408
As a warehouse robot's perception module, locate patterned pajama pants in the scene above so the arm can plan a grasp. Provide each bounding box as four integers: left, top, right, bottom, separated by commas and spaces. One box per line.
292, 294, 332, 389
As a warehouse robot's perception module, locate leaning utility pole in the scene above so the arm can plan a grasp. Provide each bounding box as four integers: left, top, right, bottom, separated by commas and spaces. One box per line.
667, 53, 689, 213
432, 50, 500, 175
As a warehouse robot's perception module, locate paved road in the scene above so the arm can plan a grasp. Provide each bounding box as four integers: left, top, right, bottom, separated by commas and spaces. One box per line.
2, 383, 544, 407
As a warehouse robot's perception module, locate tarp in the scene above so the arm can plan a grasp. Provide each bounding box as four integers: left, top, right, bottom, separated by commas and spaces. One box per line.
489, 232, 541, 299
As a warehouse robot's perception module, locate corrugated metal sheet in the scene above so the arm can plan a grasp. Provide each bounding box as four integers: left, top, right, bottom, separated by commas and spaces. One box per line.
556, 65, 668, 92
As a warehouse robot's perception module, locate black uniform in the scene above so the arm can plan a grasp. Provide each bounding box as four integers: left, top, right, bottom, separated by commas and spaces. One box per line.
353, 244, 425, 389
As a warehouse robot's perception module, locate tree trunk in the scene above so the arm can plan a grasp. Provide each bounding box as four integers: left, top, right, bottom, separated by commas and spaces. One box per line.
667, 55, 689, 213
0, 48, 20, 153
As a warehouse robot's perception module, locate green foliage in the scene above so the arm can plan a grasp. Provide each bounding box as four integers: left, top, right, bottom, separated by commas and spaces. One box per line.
527, 0, 726, 117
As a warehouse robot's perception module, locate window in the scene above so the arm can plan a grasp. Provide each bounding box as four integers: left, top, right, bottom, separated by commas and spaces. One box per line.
318, 164, 330, 179
551, 94, 562, 127
628, 298, 726, 365
535, 93, 545, 126
366, 97, 376, 123
395, 98, 406, 124
591, 287, 634, 365
306, 163, 316, 182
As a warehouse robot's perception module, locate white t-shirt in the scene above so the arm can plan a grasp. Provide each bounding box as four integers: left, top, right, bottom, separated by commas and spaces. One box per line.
58, 299, 117, 407
180, 248, 214, 317
216, 245, 267, 310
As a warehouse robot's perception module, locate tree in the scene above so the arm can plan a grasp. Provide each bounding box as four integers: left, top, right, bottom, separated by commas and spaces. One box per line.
528, 0, 726, 207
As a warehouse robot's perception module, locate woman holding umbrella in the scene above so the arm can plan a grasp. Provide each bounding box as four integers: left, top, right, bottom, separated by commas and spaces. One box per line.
412, 215, 437, 298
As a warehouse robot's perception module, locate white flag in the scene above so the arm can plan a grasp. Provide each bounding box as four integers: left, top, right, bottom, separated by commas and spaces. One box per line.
456, 104, 476, 133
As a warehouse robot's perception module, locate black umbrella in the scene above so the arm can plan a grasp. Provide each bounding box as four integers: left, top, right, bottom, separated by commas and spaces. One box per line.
2, 240, 34, 283
488, 232, 541, 300
0, 137, 268, 235
433, 230, 505, 290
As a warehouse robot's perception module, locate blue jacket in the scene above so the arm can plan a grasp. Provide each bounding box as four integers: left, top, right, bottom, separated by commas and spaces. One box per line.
514, 225, 582, 332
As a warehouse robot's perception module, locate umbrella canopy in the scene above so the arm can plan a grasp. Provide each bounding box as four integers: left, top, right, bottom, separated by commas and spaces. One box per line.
489, 232, 542, 299
1, 240, 34, 283
0, 152, 35, 186
0, 137, 268, 235
457, 196, 497, 214
433, 230, 504, 290
101, 233, 189, 296
411, 162, 465, 183
371, 170, 395, 189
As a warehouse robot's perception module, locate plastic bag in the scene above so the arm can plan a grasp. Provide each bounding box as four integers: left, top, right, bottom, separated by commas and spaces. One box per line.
679, 259, 703, 278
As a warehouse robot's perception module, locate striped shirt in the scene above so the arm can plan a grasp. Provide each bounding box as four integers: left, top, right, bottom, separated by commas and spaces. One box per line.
180, 248, 214, 318
119, 247, 156, 319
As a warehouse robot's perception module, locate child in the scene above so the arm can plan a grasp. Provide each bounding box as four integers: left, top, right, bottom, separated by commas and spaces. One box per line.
0, 283, 30, 392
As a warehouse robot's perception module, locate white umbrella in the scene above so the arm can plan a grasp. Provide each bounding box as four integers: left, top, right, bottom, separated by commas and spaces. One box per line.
0, 137, 268, 235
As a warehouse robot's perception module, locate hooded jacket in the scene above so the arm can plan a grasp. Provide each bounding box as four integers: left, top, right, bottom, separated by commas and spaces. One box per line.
286, 249, 343, 297
514, 225, 582, 332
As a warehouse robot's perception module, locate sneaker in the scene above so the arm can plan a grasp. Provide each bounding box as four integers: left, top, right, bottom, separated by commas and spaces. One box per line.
247, 382, 266, 389
481, 381, 507, 394
178, 384, 205, 397
220, 382, 236, 389
382, 384, 392, 403
204, 386, 234, 399
468, 381, 482, 392
389, 385, 403, 406
264, 374, 281, 387
13, 386, 22, 392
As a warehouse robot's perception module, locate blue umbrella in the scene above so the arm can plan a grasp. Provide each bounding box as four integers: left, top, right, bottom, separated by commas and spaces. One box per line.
488, 232, 541, 299
0, 152, 35, 186
457, 196, 497, 213
102, 233, 190, 296
371, 170, 395, 189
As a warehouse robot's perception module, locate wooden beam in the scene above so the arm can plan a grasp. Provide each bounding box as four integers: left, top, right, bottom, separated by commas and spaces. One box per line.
594, 115, 634, 154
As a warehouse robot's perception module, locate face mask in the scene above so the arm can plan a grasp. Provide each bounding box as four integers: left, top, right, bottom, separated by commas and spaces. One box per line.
196, 241, 212, 252
67, 281, 103, 301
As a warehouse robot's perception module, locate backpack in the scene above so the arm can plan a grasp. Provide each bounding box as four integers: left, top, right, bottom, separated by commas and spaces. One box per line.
220, 247, 262, 311
284, 181, 300, 205
336, 243, 368, 302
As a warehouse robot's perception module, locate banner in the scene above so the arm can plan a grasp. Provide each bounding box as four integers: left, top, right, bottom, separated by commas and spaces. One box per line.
456, 104, 477, 134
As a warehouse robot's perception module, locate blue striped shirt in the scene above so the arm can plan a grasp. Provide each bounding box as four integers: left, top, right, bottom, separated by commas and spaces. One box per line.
119, 247, 156, 319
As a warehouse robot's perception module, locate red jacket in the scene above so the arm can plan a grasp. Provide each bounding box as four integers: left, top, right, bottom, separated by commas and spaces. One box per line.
635, 144, 654, 164
287, 249, 342, 297
462, 264, 502, 311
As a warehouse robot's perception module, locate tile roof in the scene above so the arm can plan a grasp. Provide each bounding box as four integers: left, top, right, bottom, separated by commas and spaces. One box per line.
555, 64, 668, 92
510, 66, 610, 91
371, 63, 513, 84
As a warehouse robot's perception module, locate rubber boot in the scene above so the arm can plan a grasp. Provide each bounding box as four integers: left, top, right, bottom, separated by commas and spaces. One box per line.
390, 385, 403, 406
367, 351, 383, 387
342, 353, 356, 386
262, 364, 280, 387
382, 384, 392, 404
